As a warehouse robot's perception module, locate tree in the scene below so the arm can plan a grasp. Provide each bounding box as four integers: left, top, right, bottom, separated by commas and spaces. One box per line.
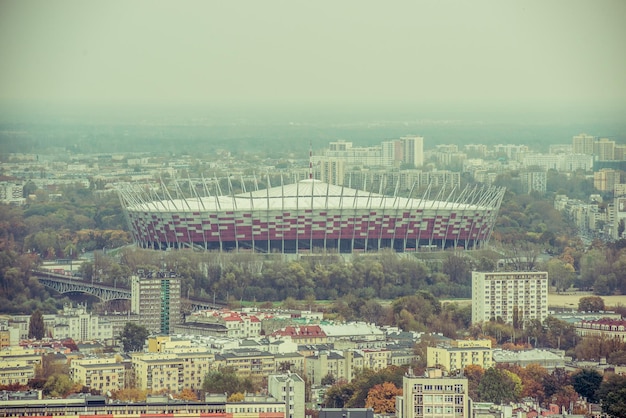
323, 382, 355, 408
464, 365, 484, 400
546, 258, 575, 293
227, 392, 245, 402
119, 322, 149, 352
202, 367, 254, 395
578, 296, 605, 312
43, 374, 80, 397
519, 364, 548, 403
28, 309, 45, 340
572, 369, 602, 403
477, 368, 521, 403
597, 375, 626, 418
321, 373, 336, 386
365, 382, 402, 414
175, 388, 198, 401
112, 388, 149, 402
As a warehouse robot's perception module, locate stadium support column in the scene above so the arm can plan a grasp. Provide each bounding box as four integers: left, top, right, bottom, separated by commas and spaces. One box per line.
324, 181, 330, 252
464, 185, 481, 250
249, 182, 255, 253
365, 181, 374, 251
266, 174, 272, 253
402, 182, 417, 252
391, 177, 401, 252
378, 174, 387, 251
296, 180, 300, 254
349, 184, 356, 253
429, 185, 446, 250
310, 179, 314, 252
441, 186, 457, 250
213, 177, 224, 252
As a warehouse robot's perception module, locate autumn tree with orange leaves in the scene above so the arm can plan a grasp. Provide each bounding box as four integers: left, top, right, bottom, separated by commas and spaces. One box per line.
175, 388, 198, 401
365, 382, 402, 414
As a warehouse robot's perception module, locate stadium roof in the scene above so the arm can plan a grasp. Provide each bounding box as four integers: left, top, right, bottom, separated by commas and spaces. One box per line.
121, 179, 504, 213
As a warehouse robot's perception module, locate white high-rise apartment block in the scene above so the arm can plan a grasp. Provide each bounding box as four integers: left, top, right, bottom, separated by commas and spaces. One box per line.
472, 271, 548, 325
401, 135, 424, 168
572, 133, 595, 155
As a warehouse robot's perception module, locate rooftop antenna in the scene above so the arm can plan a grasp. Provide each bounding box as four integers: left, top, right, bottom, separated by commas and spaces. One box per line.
309, 141, 313, 180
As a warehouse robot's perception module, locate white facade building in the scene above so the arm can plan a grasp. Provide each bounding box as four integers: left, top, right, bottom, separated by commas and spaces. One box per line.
267, 373, 305, 418
52, 304, 113, 343
472, 271, 549, 325
396, 368, 470, 418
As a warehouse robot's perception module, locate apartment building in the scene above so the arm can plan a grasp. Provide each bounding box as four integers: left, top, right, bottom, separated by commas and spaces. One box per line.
594, 138, 616, 161
0, 348, 42, 386
267, 373, 305, 418
131, 346, 215, 392
305, 351, 356, 385
131, 274, 181, 334
215, 350, 275, 378
70, 357, 126, 393
396, 368, 470, 418
519, 170, 547, 194
361, 348, 391, 371
572, 133, 595, 155
594, 169, 622, 192
52, 304, 113, 343
0, 182, 25, 205
575, 319, 626, 342
186, 309, 262, 339
271, 325, 328, 345
472, 271, 549, 325
427, 340, 493, 372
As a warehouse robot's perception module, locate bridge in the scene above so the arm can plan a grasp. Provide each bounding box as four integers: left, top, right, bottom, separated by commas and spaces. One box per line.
33, 271, 221, 310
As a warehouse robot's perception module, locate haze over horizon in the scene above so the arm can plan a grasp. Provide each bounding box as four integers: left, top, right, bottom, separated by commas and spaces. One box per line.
1, 0, 625, 125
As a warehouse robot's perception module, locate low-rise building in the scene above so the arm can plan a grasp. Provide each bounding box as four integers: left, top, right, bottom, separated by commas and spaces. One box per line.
492, 349, 565, 370
575, 319, 626, 342
216, 349, 275, 378
396, 368, 470, 418
427, 340, 493, 372
271, 325, 328, 345
0, 347, 42, 386
131, 345, 215, 392
186, 309, 262, 338
70, 356, 126, 393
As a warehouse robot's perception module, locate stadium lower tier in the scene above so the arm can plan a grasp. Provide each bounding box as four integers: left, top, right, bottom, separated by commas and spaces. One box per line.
126, 210, 496, 253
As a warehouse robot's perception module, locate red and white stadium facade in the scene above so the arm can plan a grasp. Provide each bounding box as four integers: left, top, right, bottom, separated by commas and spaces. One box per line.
117, 179, 505, 253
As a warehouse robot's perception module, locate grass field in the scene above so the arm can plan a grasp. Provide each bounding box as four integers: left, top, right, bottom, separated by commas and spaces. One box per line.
547, 293, 626, 310
441, 293, 626, 310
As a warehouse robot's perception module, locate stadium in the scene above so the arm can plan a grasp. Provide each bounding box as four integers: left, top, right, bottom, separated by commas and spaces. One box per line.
117, 178, 505, 253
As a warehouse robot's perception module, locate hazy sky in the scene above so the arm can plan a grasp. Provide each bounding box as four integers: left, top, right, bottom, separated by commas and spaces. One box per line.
1, 0, 625, 110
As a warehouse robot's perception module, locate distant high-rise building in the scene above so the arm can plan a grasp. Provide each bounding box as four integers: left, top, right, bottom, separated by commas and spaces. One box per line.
319, 158, 345, 186
131, 275, 181, 334
594, 169, 621, 192
572, 133, 595, 155
594, 138, 616, 161
401, 135, 424, 168
520, 170, 547, 194
396, 368, 470, 418
614, 144, 626, 161
381, 140, 404, 167
472, 271, 548, 325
